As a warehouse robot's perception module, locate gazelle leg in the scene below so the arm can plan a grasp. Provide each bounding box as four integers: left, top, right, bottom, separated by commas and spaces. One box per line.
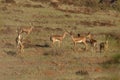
58, 41, 61, 47
74, 42, 76, 49
100, 47, 103, 53
93, 43, 97, 52
22, 46, 24, 52
52, 41, 55, 47
73, 42, 77, 51
21, 44, 24, 53
18, 42, 24, 53
83, 42, 87, 51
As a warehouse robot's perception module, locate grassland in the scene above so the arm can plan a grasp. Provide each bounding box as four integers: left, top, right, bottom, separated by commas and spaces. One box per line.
0, 1, 120, 80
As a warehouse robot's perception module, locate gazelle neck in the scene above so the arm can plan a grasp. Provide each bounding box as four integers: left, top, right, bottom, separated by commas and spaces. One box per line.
71, 35, 74, 41
30, 26, 33, 30
18, 34, 21, 39
62, 32, 67, 39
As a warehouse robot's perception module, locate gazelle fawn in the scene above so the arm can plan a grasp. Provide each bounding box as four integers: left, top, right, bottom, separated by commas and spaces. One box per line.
16, 29, 24, 53
99, 40, 108, 53
20, 23, 34, 35
50, 32, 68, 47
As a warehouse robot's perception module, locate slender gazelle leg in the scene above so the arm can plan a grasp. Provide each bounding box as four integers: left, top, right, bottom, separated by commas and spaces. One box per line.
83, 41, 88, 50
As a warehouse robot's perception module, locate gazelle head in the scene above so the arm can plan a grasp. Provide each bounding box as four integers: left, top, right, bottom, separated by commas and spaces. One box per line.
64, 29, 75, 38
29, 23, 34, 29
62, 31, 69, 39
64, 31, 69, 35
86, 32, 92, 39
63, 29, 71, 35
16, 27, 21, 35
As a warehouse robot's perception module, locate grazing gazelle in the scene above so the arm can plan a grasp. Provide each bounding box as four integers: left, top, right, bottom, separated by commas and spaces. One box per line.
15, 29, 24, 53
70, 32, 88, 50
50, 32, 68, 47
99, 40, 108, 53
20, 23, 34, 35
86, 32, 97, 50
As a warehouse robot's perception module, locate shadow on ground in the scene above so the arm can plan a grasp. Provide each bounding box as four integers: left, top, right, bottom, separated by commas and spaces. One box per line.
4, 50, 17, 56
24, 43, 50, 48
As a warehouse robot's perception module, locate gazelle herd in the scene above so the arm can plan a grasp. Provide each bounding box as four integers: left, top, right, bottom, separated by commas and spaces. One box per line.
15, 25, 109, 53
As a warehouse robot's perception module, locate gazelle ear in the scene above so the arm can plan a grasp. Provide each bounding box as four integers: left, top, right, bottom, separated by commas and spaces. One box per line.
77, 33, 80, 37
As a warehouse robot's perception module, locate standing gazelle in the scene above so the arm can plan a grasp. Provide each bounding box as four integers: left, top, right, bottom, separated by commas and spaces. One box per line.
20, 23, 34, 35
50, 32, 68, 47
99, 40, 108, 53
16, 29, 24, 53
70, 32, 88, 50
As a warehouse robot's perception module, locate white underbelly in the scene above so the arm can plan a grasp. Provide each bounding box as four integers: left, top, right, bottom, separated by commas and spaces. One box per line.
55, 39, 60, 42
77, 40, 82, 43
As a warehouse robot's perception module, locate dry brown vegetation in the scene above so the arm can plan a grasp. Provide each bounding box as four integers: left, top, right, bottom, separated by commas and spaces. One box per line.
0, 0, 120, 80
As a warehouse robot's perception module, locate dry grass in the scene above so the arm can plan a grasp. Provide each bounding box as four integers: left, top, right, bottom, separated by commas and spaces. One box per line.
0, 1, 120, 80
